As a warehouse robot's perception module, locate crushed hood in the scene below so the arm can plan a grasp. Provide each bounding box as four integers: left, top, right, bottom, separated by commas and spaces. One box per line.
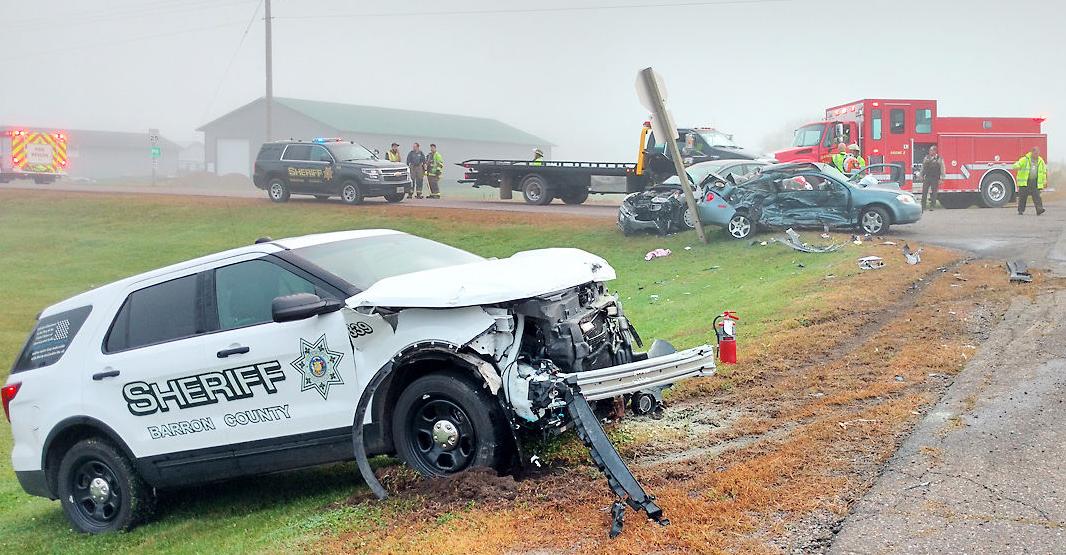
347, 248, 616, 308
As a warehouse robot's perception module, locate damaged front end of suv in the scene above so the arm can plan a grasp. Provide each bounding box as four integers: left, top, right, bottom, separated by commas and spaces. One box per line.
343, 247, 717, 535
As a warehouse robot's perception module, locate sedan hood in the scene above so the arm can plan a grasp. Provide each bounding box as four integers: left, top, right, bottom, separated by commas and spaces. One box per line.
347, 248, 616, 308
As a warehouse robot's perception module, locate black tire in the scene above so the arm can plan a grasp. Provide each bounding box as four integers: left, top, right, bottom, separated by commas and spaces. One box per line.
314, 195, 331, 201
978, 171, 1013, 208
267, 177, 290, 203
57, 438, 155, 534
384, 193, 405, 203
340, 181, 364, 205
392, 373, 510, 477
520, 174, 554, 205
937, 193, 974, 209
560, 186, 590, 205
726, 212, 753, 239
859, 205, 891, 235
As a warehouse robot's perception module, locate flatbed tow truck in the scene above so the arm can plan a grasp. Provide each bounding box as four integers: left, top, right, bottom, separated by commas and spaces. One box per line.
459, 124, 758, 205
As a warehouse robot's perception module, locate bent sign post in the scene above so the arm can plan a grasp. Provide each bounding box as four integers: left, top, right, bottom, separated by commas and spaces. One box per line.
635, 67, 708, 244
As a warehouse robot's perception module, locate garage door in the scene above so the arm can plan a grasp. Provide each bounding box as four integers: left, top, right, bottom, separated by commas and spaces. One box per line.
216, 138, 250, 176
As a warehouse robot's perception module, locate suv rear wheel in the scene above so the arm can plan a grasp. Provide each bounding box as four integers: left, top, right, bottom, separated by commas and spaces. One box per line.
267, 177, 290, 202
392, 373, 509, 477
57, 438, 155, 533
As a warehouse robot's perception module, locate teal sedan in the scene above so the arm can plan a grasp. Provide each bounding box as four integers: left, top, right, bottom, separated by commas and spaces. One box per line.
697, 162, 921, 239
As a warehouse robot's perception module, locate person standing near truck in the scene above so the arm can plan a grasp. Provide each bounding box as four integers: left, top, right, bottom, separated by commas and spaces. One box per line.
386, 143, 402, 162
406, 142, 426, 198
832, 143, 848, 173
1014, 146, 1047, 215
844, 143, 866, 175
531, 148, 545, 166
920, 145, 946, 210
426, 143, 444, 199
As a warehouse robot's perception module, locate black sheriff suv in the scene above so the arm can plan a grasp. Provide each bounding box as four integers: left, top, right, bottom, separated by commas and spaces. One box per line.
253, 138, 412, 204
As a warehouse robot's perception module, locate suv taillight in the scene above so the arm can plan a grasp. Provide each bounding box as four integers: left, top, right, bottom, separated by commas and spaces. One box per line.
2, 383, 20, 422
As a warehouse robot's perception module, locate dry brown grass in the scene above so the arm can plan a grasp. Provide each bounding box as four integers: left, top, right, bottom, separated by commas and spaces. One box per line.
315, 245, 1027, 554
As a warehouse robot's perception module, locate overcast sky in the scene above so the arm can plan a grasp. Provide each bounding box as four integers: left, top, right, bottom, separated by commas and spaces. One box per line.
2, 0, 1063, 162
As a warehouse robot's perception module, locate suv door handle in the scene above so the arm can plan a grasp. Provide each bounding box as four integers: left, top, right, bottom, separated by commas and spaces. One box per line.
92, 369, 121, 381
217, 346, 250, 358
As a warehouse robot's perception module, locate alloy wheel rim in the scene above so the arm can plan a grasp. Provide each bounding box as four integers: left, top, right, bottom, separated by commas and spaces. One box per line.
729, 216, 750, 238
988, 181, 1006, 202
863, 212, 883, 233
343, 185, 358, 202
270, 183, 283, 199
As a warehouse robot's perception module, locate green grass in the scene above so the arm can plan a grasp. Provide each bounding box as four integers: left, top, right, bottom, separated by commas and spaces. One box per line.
0, 192, 851, 553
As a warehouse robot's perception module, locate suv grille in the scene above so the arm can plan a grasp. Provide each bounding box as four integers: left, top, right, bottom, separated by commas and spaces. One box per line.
381, 168, 409, 182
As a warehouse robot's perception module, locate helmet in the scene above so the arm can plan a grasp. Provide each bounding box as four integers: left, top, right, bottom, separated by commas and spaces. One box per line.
848, 143, 860, 152
837, 143, 847, 153
533, 148, 544, 157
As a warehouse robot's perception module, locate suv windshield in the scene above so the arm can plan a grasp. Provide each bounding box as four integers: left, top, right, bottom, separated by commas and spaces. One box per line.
792, 124, 826, 147
326, 142, 376, 161
698, 130, 738, 148
291, 234, 484, 291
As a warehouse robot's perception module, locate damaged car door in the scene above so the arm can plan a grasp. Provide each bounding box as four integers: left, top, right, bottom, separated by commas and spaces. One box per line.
758, 174, 851, 229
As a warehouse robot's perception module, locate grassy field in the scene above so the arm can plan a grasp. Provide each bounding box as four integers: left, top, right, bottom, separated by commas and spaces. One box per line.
0, 190, 855, 553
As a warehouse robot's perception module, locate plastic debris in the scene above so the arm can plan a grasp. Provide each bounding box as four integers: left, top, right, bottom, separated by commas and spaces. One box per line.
903, 243, 922, 265
1006, 260, 1032, 283
773, 228, 842, 253
882, 241, 897, 246
644, 248, 672, 261
858, 256, 884, 270
683, 246, 692, 251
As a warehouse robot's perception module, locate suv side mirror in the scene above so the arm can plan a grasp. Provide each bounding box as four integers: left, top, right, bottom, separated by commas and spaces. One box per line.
272, 293, 342, 323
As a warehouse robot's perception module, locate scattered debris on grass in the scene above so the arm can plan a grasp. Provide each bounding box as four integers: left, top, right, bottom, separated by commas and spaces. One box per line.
645, 248, 672, 261
776, 228, 842, 253
858, 256, 884, 270
903, 243, 922, 265
1007, 260, 1033, 283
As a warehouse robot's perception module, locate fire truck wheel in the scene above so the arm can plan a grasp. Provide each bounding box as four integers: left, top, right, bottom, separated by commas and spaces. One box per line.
860, 206, 891, 235
267, 178, 291, 202
979, 172, 1012, 208
521, 174, 554, 205
937, 193, 974, 209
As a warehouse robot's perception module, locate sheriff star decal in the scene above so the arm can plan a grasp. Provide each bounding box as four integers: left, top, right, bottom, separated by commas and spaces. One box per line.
290, 335, 345, 400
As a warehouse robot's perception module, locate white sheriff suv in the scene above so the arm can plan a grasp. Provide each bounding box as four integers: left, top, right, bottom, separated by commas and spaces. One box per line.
5, 230, 715, 533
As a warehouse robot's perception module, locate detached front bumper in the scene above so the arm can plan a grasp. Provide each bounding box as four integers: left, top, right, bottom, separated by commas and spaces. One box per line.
562, 345, 716, 400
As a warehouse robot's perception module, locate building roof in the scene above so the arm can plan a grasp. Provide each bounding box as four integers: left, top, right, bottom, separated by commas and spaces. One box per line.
0, 126, 180, 150
198, 97, 551, 146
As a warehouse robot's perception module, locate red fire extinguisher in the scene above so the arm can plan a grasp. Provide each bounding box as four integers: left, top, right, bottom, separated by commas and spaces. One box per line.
713, 311, 739, 364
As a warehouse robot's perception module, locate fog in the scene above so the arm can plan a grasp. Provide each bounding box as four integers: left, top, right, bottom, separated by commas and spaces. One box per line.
2, 0, 1063, 162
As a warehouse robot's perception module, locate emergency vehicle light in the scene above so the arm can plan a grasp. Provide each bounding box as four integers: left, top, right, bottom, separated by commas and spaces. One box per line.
312, 137, 342, 143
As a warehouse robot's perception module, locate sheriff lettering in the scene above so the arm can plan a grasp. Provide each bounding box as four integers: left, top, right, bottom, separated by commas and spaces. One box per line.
123, 361, 285, 416
287, 167, 323, 178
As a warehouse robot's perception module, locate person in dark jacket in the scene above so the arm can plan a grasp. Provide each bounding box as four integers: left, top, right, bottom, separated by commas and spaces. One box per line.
406, 143, 426, 199
920, 145, 946, 210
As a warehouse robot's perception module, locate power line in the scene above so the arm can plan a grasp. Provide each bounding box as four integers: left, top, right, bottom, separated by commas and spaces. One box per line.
278, 0, 799, 20
201, 1, 265, 125
5, 0, 257, 29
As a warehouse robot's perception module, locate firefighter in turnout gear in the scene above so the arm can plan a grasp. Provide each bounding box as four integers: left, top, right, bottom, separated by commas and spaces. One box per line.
386, 143, 401, 162
831, 142, 848, 173
1014, 146, 1048, 215
425, 143, 444, 199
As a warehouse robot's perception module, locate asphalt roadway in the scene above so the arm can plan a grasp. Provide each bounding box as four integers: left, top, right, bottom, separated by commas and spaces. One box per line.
6, 181, 1065, 552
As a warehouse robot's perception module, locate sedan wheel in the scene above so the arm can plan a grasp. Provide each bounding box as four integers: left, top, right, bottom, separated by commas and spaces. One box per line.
860, 206, 890, 235
682, 208, 696, 229
727, 213, 752, 239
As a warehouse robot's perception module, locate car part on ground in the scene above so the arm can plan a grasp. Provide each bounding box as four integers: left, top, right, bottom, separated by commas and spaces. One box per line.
773, 228, 842, 253
1006, 260, 1032, 283
858, 256, 885, 270
903, 244, 923, 265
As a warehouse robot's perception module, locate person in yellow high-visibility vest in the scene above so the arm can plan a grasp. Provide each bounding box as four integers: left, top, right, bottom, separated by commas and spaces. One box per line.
425, 144, 444, 199
386, 142, 401, 162
831, 142, 848, 173
844, 143, 866, 175
531, 148, 544, 166
1013, 146, 1048, 215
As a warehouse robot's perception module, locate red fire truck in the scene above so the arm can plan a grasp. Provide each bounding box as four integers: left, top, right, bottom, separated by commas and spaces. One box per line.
773, 99, 1047, 208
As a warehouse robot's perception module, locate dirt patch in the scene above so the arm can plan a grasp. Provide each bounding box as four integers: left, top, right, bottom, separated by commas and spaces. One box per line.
317, 245, 1041, 554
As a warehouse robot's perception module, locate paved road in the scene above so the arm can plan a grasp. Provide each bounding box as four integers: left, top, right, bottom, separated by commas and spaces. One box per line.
1, 180, 620, 218
831, 198, 1066, 554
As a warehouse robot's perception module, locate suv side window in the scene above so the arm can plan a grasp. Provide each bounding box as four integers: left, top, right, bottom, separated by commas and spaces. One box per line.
214, 259, 318, 330
310, 145, 333, 163
105, 274, 200, 352
281, 144, 312, 161
257, 144, 283, 160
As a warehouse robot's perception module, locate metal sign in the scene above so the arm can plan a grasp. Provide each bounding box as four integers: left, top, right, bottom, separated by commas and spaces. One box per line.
148, 128, 159, 145
150, 146, 161, 158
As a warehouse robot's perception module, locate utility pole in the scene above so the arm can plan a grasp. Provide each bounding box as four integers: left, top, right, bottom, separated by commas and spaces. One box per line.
264, 0, 273, 141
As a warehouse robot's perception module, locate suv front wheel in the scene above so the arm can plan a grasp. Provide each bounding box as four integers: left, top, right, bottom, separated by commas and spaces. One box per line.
267, 177, 290, 203
57, 438, 155, 533
341, 181, 365, 205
